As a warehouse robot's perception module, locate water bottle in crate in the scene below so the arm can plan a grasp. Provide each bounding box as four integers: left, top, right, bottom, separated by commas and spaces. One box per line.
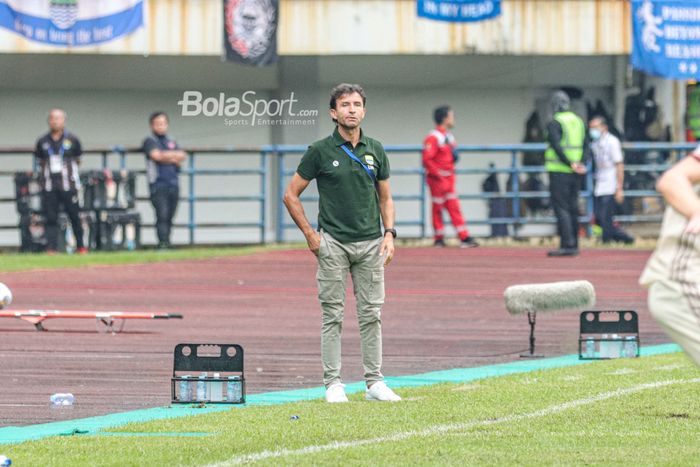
171, 343, 245, 404
579, 311, 640, 360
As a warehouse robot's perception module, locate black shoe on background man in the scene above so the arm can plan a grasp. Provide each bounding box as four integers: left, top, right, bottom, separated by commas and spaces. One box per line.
547, 248, 579, 257
461, 237, 479, 248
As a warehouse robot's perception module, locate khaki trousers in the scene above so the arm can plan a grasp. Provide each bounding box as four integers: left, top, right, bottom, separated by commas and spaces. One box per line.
648, 279, 700, 367
316, 230, 385, 388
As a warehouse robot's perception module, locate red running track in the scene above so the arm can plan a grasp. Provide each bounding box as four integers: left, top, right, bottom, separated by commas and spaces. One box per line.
0, 246, 667, 427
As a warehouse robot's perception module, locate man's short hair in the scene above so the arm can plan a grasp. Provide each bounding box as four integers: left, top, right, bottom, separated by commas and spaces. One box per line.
149, 111, 168, 124
589, 114, 608, 126
329, 83, 366, 110
433, 106, 451, 125
48, 108, 66, 119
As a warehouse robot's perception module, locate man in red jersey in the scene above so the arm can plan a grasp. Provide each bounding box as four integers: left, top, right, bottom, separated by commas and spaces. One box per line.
423, 105, 478, 247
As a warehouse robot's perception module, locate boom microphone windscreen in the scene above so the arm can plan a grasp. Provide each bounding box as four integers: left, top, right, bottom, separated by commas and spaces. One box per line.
504, 280, 595, 315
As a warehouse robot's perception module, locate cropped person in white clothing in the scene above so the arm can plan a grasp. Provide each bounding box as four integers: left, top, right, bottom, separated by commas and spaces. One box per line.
589, 116, 634, 244
640, 147, 700, 367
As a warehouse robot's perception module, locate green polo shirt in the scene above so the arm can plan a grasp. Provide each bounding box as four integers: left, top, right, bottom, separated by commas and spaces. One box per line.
296, 128, 390, 244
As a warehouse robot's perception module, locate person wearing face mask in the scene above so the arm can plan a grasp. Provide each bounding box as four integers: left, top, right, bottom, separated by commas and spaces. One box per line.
589, 116, 634, 244
544, 91, 589, 257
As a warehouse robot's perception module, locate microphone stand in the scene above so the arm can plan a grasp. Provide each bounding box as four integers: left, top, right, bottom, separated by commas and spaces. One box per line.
520, 310, 544, 358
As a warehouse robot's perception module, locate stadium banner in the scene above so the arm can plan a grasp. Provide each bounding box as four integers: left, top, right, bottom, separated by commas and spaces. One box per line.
417, 0, 501, 23
632, 0, 700, 79
224, 0, 278, 66
0, 0, 143, 47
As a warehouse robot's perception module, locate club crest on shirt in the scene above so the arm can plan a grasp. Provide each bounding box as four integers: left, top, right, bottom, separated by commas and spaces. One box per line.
364, 154, 375, 168
62, 139, 72, 150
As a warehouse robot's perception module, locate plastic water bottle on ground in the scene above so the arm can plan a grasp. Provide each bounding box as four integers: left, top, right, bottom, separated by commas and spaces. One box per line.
179, 375, 192, 402
610, 334, 622, 358
50, 393, 75, 407
624, 336, 638, 358
196, 373, 208, 401
227, 376, 242, 402
600, 334, 609, 358
584, 337, 595, 358
210, 373, 223, 402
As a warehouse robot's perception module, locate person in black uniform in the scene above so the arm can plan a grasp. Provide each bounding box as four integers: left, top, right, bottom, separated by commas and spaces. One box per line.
34, 108, 87, 255
142, 112, 186, 249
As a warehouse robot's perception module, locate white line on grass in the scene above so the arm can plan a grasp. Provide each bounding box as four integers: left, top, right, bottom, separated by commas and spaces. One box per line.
209, 378, 700, 466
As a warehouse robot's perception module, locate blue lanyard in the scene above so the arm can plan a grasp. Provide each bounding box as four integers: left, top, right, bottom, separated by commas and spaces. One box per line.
340, 143, 376, 183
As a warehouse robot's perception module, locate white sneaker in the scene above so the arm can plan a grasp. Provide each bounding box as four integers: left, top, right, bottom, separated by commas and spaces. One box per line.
325, 383, 349, 403
365, 381, 401, 402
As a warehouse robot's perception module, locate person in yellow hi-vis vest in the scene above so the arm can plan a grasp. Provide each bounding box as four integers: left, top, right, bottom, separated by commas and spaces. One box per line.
545, 91, 589, 257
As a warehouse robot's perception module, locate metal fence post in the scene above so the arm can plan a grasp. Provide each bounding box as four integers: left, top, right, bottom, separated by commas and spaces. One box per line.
260, 151, 267, 244
188, 151, 195, 245
276, 151, 285, 242
510, 151, 521, 231
115, 146, 126, 170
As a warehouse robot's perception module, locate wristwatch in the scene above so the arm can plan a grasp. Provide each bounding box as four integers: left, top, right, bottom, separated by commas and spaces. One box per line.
384, 228, 397, 238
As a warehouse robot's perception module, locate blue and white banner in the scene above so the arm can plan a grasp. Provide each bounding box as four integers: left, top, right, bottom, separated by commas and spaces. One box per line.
0, 0, 143, 47
632, 0, 700, 79
417, 0, 501, 23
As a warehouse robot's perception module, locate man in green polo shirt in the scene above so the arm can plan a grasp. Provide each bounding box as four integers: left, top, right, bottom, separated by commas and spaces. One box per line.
283, 83, 401, 403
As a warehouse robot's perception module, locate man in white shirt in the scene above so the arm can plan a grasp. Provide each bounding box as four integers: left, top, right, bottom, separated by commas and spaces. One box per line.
589, 116, 634, 244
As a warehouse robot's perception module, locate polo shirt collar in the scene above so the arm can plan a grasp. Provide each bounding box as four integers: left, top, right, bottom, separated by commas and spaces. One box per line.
47, 131, 66, 142
332, 127, 367, 148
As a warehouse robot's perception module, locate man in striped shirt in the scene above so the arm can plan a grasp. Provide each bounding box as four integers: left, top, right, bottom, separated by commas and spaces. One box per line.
34, 108, 86, 255
640, 148, 700, 367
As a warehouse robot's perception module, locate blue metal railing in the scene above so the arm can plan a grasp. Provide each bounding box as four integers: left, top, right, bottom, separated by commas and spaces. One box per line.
274, 146, 427, 242
1, 142, 696, 246
3, 147, 268, 244
271, 142, 694, 240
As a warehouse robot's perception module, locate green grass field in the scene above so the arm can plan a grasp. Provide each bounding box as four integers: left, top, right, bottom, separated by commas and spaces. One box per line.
4, 352, 700, 466
0, 239, 651, 274
0, 245, 296, 272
